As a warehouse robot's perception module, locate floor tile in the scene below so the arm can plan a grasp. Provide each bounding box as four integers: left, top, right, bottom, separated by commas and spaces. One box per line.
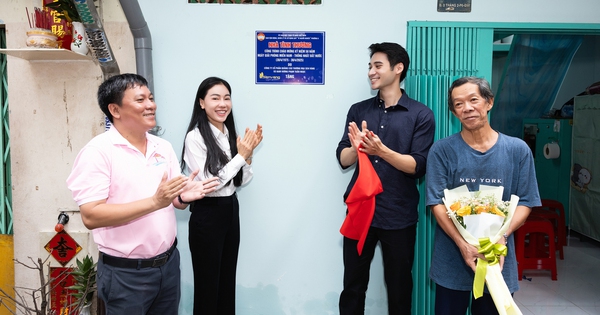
515, 233, 600, 315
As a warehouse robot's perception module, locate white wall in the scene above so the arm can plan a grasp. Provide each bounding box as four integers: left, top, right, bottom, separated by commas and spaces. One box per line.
136, 1, 600, 314
0, 1, 134, 314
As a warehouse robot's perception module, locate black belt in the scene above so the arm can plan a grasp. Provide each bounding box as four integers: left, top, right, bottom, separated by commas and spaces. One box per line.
100, 239, 177, 269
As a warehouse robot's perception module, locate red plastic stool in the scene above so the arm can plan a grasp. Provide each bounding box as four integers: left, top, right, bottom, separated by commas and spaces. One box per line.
515, 217, 557, 280
531, 199, 566, 260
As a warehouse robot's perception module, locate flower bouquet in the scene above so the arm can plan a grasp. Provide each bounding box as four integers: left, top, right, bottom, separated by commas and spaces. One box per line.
442, 185, 521, 315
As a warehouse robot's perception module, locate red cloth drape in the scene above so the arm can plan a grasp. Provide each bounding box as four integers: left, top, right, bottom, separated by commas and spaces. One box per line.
340, 149, 383, 255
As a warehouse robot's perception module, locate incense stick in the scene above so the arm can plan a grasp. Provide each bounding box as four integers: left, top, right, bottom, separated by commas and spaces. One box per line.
27, 6, 54, 30
26, 7, 32, 28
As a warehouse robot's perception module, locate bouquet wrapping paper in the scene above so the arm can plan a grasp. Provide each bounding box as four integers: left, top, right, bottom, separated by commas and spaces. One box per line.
442, 185, 522, 315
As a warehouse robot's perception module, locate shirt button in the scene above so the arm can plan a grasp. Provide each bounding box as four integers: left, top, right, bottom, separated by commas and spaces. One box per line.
380, 125, 384, 129
375, 159, 379, 163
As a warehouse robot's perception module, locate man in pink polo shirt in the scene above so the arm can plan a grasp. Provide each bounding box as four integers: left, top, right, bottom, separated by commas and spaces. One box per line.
67, 73, 219, 314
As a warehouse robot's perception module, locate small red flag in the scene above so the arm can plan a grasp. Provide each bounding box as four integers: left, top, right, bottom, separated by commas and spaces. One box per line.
340, 149, 383, 255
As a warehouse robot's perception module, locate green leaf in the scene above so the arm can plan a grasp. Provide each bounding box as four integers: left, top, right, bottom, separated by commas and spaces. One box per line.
45, 0, 81, 23
67, 254, 97, 305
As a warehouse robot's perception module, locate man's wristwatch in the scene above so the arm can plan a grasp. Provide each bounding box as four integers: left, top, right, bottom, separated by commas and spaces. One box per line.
178, 195, 191, 205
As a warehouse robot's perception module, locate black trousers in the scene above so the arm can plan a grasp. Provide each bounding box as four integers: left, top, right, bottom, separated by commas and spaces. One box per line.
189, 194, 240, 315
339, 225, 417, 315
434, 284, 500, 315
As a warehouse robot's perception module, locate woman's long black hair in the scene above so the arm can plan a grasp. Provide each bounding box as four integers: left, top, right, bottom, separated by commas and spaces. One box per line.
181, 77, 243, 187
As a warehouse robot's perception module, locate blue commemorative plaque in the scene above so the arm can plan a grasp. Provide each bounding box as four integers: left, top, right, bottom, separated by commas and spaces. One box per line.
256, 31, 325, 85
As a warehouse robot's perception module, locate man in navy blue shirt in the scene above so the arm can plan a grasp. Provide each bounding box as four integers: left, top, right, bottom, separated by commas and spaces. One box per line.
336, 42, 435, 315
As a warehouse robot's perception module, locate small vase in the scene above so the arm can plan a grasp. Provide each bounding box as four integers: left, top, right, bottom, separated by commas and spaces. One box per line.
70, 22, 89, 55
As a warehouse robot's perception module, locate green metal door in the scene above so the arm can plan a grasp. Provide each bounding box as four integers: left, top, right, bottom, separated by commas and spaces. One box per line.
0, 27, 12, 235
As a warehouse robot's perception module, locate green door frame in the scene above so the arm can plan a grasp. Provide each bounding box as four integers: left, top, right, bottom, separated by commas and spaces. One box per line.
0, 26, 12, 236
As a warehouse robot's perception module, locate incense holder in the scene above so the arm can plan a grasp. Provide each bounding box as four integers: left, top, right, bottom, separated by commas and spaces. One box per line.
26, 29, 60, 49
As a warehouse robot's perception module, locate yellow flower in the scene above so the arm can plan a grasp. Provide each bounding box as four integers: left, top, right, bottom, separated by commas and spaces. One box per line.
450, 201, 461, 211
474, 205, 488, 214
490, 206, 506, 217
457, 206, 472, 217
